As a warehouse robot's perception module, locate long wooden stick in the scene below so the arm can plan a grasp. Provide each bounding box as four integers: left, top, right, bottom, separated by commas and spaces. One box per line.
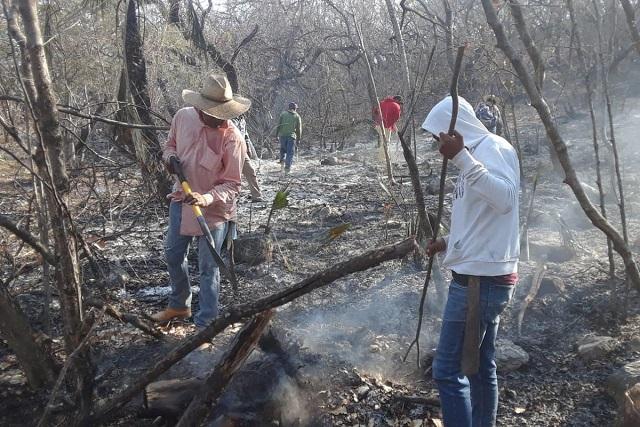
404, 46, 465, 366
353, 17, 394, 184
516, 264, 547, 336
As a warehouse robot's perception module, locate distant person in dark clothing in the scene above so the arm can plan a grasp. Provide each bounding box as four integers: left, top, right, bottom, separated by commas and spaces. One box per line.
277, 102, 302, 173
475, 95, 503, 135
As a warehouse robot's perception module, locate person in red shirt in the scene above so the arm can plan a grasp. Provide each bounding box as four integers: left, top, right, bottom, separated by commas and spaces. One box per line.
373, 95, 403, 130
372, 95, 403, 147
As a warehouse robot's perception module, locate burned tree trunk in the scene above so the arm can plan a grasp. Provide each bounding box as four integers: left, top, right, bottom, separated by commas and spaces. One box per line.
620, 0, 640, 56
566, 0, 615, 277
124, 0, 171, 200
508, 0, 545, 91
480, 0, 640, 291
0, 285, 58, 389
595, 5, 629, 247
384, 0, 411, 94
16, 0, 95, 418
175, 311, 273, 427
395, 44, 447, 307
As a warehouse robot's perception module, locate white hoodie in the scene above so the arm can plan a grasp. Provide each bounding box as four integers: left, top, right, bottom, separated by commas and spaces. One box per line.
422, 96, 520, 276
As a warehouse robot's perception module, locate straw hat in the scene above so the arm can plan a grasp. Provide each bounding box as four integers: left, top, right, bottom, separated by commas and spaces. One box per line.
182, 73, 251, 119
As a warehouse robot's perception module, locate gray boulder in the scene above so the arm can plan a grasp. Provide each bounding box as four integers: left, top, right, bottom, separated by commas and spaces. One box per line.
320, 156, 339, 166
496, 339, 529, 372
608, 360, 640, 405
576, 335, 616, 362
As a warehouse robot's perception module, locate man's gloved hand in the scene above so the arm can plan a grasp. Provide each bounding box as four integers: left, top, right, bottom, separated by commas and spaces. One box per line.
426, 238, 447, 257
166, 156, 180, 174
438, 130, 465, 160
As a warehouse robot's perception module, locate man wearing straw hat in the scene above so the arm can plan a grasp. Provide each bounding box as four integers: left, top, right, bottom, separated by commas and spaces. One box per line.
151, 73, 250, 328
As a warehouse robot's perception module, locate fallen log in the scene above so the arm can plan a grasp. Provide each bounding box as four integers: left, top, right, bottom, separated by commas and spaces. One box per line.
175, 310, 274, 427
143, 378, 202, 420
143, 332, 303, 423
87, 237, 417, 425
517, 264, 547, 336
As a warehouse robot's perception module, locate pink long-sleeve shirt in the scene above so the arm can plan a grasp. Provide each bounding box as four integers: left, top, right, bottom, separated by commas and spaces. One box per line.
163, 107, 246, 236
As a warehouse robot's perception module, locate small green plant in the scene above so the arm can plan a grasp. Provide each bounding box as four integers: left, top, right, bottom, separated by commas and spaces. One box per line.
264, 185, 290, 234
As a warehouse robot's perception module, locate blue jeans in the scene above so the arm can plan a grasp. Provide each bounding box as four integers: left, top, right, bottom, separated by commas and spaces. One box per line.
165, 202, 228, 327
432, 278, 515, 427
279, 136, 295, 169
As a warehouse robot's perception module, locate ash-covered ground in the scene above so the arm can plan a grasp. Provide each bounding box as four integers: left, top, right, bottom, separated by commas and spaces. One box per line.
2, 97, 640, 426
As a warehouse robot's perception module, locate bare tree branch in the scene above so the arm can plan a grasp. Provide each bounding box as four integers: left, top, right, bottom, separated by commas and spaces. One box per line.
0, 214, 57, 265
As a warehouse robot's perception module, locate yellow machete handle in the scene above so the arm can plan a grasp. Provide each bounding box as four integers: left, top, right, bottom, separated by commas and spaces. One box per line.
179, 180, 204, 217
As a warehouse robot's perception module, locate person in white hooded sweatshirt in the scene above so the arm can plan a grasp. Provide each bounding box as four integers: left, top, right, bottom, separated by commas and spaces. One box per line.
423, 96, 519, 427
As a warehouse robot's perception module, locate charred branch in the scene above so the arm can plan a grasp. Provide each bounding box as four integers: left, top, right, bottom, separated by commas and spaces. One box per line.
175, 311, 274, 427
0, 214, 57, 265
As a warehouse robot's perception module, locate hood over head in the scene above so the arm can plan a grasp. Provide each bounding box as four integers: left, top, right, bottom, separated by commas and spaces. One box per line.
421, 96, 490, 150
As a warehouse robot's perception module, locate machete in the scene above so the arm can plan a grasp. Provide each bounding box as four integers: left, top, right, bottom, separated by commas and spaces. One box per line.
169, 156, 239, 288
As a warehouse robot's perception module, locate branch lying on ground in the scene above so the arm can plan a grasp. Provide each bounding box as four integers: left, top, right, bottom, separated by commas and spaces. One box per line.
0, 214, 57, 265
517, 264, 547, 336
88, 237, 417, 424
85, 299, 164, 340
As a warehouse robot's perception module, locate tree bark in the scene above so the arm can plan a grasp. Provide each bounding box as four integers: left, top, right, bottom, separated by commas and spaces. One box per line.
508, 0, 545, 91
17, 0, 95, 418
384, 0, 411, 94
175, 311, 273, 427
480, 0, 640, 291
566, 0, 615, 277
89, 237, 417, 424
0, 214, 56, 264
620, 0, 640, 56
124, 0, 172, 200
0, 285, 58, 389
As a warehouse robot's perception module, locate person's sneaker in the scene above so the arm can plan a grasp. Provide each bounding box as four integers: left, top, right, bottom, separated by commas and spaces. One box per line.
150, 307, 192, 323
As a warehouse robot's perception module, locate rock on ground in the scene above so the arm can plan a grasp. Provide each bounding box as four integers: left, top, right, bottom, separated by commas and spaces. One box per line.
620, 383, 640, 427
233, 234, 272, 266
320, 156, 339, 166
608, 360, 640, 405
496, 339, 529, 372
576, 335, 616, 362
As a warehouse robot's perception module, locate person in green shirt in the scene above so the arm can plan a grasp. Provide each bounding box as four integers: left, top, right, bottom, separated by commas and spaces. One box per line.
277, 102, 302, 173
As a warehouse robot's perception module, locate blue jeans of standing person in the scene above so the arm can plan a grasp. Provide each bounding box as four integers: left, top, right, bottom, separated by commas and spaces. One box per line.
432, 277, 515, 427
279, 136, 296, 170
165, 202, 228, 328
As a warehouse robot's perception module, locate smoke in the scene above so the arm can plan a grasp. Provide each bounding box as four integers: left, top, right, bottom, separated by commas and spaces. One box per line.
281, 269, 443, 382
